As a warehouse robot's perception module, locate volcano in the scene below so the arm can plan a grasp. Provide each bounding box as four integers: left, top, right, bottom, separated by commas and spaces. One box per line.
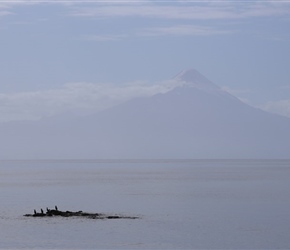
1, 69, 290, 159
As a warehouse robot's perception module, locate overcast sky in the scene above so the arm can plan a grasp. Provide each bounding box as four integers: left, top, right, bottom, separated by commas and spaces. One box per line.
0, 0, 290, 122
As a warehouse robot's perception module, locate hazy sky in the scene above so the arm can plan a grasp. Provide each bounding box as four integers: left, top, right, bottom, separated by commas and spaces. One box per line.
0, 0, 290, 121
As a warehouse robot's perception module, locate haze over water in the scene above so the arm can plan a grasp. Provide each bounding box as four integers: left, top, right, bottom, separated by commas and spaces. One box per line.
1, 159, 290, 249
1, 2, 290, 249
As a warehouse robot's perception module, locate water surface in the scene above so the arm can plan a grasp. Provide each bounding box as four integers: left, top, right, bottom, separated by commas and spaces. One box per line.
0, 159, 290, 249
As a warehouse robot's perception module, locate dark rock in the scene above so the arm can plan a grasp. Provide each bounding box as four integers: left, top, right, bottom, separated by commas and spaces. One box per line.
23, 206, 139, 220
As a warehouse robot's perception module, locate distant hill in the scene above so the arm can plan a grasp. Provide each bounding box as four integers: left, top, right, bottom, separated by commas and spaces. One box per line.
1, 69, 290, 159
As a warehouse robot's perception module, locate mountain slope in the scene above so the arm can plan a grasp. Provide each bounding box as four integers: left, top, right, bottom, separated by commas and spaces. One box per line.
0, 69, 289, 159
75, 68, 290, 158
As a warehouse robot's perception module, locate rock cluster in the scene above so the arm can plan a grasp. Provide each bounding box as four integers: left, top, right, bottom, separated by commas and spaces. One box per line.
24, 206, 139, 220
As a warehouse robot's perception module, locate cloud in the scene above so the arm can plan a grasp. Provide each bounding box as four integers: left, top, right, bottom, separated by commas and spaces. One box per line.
221, 86, 253, 95
222, 85, 290, 118
83, 24, 231, 42
0, 80, 179, 123
0, 2, 13, 16
82, 24, 230, 42
2, 0, 290, 21
221, 86, 253, 100
70, 5, 235, 20
0, 10, 11, 16
70, 2, 290, 20
261, 99, 290, 118
82, 34, 126, 41
140, 24, 231, 37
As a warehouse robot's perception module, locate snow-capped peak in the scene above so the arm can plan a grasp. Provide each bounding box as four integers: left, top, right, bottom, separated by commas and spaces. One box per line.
173, 68, 220, 92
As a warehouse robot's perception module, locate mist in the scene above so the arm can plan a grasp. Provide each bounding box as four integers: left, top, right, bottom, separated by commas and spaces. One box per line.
1, 69, 290, 159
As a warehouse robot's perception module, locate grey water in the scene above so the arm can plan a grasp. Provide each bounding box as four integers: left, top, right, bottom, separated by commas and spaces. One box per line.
0, 159, 290, 249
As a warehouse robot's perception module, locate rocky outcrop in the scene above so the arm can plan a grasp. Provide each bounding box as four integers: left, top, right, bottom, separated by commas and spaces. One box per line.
24, 206, 139, 220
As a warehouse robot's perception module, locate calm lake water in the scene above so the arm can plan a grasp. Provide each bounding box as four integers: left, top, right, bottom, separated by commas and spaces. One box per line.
0, 159, 290, 249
